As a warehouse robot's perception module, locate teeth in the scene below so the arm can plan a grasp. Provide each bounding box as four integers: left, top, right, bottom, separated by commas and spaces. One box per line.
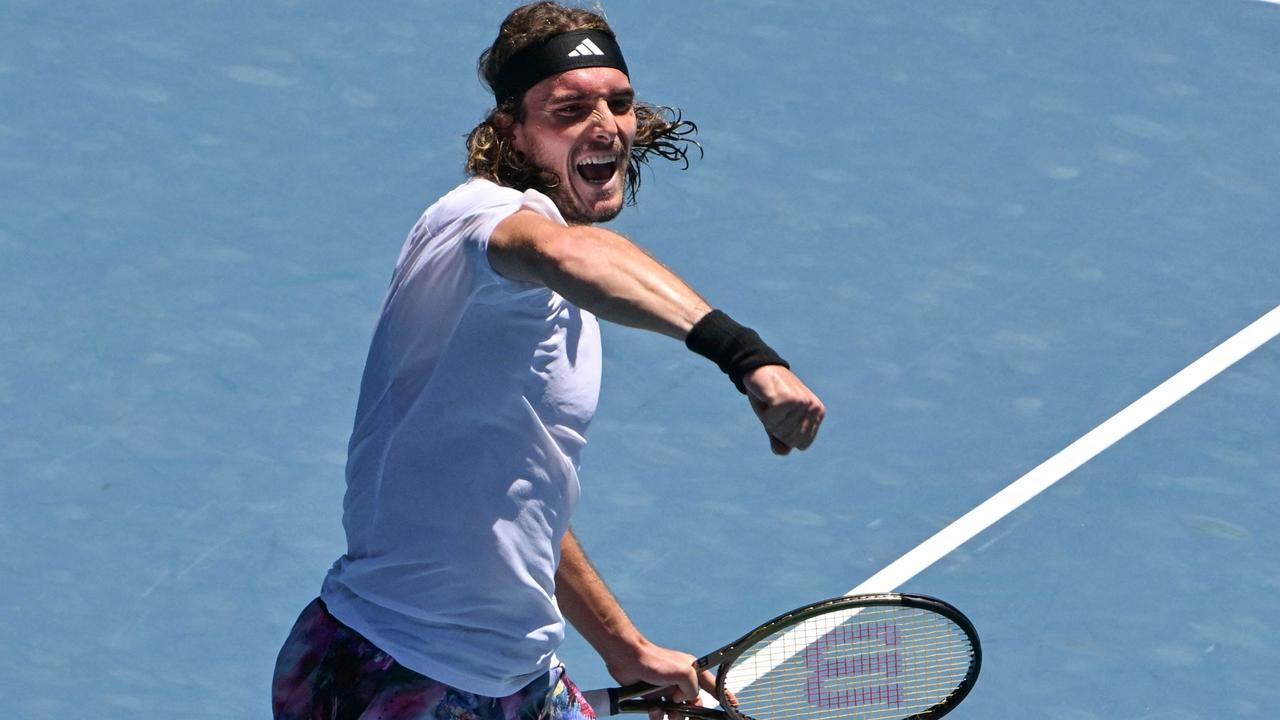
578, 154, 617, 166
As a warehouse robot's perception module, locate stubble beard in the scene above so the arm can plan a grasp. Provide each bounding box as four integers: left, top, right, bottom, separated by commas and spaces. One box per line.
551, 185, 624, 225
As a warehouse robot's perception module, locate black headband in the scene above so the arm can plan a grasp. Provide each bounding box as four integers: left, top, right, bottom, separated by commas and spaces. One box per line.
492, 29, 630, 107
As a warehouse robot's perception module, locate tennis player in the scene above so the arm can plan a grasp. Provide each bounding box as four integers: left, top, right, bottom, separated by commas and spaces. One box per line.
272, 3, 825, 719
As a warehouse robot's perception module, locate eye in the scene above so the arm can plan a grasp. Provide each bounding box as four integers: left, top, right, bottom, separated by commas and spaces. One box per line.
609, 98, 634, 114
555, 104, 585, 119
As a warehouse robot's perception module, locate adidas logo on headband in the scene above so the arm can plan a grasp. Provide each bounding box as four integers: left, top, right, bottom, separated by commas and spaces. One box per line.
567, 38, 606, 57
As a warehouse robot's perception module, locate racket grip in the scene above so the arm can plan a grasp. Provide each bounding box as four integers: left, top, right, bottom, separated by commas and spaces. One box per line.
609, 681, 659, 714
580, 682, 656, 716
579, 689, 613, 715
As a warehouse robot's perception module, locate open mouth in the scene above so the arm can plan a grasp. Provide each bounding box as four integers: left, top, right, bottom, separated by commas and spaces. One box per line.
575, 153, 620, 185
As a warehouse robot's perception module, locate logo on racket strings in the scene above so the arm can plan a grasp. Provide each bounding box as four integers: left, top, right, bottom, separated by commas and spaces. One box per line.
803, 622, 902, 709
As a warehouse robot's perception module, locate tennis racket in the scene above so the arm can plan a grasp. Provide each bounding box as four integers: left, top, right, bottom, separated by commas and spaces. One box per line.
580, 593, 980, 720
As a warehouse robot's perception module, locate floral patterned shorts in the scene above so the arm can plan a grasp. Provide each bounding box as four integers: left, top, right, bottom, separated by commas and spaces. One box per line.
273, 598, 598, 720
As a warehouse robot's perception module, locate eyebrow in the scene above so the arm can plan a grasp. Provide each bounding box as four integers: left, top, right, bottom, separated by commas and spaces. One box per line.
546, 87, 635, 105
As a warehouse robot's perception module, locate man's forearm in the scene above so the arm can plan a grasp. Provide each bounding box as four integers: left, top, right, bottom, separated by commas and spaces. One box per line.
558, 529, 709, 696
556, 528, 646, 663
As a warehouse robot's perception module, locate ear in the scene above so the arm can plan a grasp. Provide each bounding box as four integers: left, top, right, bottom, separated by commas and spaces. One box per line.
493, 111, 526, 153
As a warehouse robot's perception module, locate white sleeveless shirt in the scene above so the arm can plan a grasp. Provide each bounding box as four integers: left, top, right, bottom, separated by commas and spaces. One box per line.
321, 178, 602, 696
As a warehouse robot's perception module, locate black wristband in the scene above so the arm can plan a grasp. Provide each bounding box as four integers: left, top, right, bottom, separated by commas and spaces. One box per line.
685, 309, 789, 394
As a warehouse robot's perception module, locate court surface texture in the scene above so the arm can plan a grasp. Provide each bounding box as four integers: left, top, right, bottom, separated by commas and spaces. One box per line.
3, 1, 1278, 718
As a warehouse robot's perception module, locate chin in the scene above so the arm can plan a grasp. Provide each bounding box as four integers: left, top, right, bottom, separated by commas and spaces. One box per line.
554, 185, 625, 224
584, 198, 624, 223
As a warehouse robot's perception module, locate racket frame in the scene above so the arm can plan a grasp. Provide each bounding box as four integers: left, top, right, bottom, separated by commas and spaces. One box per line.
608, 593, 981, 720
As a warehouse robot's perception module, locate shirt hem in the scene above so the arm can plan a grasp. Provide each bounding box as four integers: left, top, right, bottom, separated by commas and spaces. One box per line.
320, 580, 556, 697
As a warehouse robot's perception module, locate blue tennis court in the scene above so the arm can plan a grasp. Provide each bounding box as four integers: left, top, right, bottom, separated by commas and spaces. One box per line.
3, 1, 1278, 717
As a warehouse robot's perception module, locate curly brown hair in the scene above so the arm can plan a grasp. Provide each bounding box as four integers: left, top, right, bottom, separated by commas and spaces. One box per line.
465, 2, 699, 206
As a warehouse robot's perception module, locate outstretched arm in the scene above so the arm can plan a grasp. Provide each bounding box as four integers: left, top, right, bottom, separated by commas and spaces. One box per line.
489, 210, 825, 453
489, 209, 710, 339
556, 528, 713, 716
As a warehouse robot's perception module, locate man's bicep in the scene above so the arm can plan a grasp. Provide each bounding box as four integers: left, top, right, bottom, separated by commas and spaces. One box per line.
488, 208, 565, 285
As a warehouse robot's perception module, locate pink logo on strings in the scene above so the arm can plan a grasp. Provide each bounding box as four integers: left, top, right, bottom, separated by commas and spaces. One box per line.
803, 622, 903, 709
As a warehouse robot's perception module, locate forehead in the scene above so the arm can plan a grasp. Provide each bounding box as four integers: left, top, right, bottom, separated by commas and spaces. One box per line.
523, 67, 632, 105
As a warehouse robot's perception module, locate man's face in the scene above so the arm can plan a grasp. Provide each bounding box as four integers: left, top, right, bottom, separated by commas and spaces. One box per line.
509, 67, 637, 224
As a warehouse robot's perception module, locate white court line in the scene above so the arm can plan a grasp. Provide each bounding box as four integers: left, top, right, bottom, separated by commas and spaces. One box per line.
726, 305, 1280, 694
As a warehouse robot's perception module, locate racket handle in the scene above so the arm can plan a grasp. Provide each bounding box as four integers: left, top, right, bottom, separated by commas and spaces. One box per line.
610, 681, 659, 712
579, 682, 657, 716
579, 689, 614, 715
581, 684, 722, 718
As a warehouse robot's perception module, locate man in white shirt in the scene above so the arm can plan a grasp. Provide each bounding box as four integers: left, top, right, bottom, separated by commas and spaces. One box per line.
273, 4, 825, 719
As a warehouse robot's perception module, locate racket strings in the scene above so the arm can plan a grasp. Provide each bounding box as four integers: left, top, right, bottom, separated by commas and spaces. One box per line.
724, 606, 975, 720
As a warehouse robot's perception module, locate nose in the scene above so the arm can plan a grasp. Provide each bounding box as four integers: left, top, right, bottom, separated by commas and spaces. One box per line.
589, 99, 618, 142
